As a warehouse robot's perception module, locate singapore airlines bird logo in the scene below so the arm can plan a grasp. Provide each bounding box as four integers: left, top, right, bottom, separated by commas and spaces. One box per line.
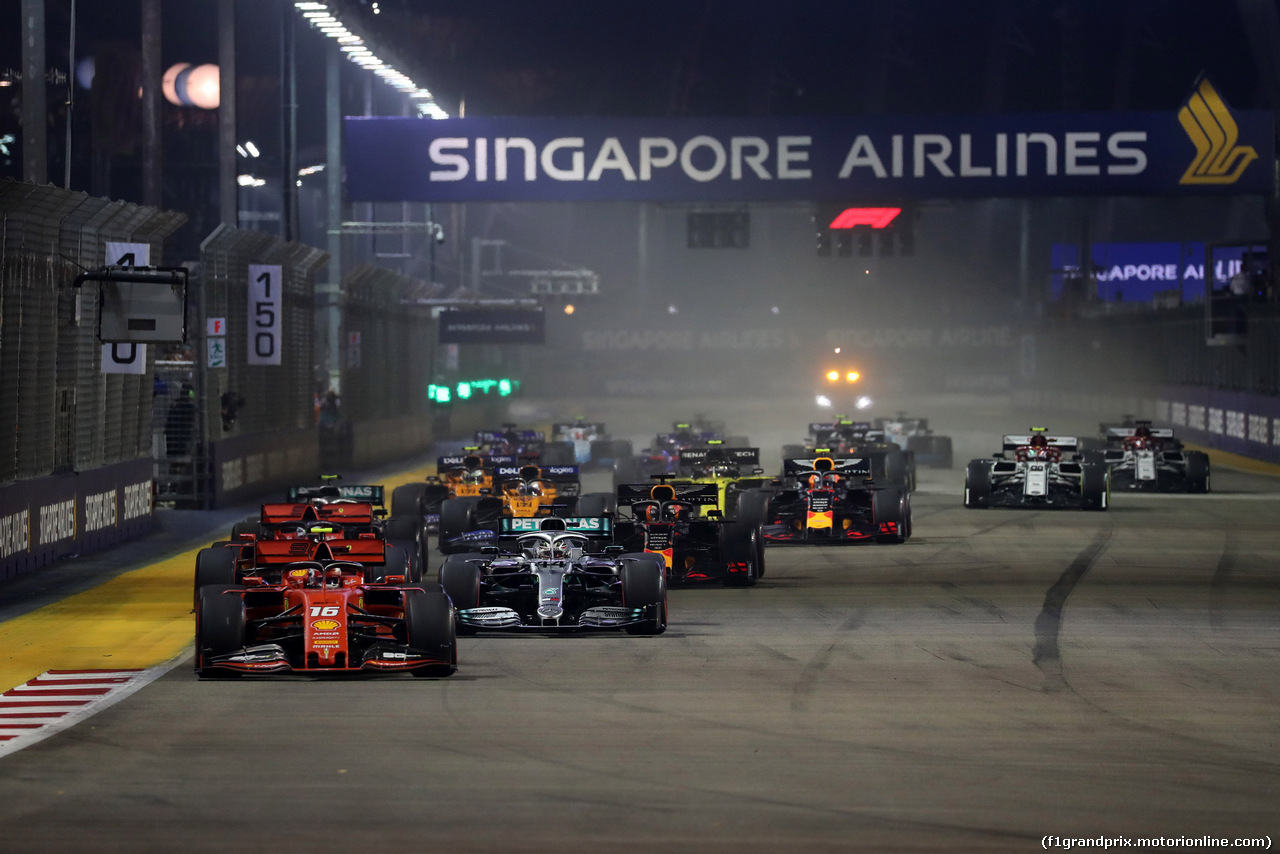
1178, 79, 1258, 185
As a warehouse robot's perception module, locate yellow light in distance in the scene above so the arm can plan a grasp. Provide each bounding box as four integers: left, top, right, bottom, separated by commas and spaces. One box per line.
563, 304, 575, 315
846, 371, 860, 383
826, 370, 840, 382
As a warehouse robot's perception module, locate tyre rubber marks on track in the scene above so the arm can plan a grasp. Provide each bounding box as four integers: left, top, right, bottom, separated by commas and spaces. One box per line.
0, 669, 165, 757
1032, 528, 1113, 687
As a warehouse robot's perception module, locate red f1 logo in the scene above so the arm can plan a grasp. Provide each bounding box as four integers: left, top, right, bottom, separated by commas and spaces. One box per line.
828, 207, 901, 229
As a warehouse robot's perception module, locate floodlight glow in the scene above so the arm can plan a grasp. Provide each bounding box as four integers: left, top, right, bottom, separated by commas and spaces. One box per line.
826, 370, 840, 382
816, 395, 832, 409
855, 396, 873, 410
846, 371, 859, 383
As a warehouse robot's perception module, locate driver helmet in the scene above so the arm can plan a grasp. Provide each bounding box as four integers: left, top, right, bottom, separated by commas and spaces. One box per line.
1029, 434, 1049, 449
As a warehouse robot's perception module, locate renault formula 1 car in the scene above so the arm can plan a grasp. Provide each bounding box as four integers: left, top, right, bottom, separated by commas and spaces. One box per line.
194, 562, 456, 677
613, 480, 764, 586
964, 430, 1109, 510
1097, 421, 1210, 492
674, 445, 772, 518
749, 455, 911, 544
436, 516, 667, 634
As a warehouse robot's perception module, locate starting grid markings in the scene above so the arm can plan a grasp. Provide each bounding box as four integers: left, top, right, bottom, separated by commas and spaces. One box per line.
0, 669, 167, 757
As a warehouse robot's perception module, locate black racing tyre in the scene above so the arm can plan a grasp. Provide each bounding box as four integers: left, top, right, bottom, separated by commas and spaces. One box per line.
438, 554, 482, 608
391, 483, 426, 518
439, 554, 483, 636
364, 545, 409, 584
882, 449, 911, 491
620, 553, 667, 635
964, 460, 992, 509
438, 497, 481, 554
577, 492, 617, 517
872, 489, 908, 544
241, 514, 261, 524
383, 514, 421, 544
195, 585, 245, 677
229, 520, 260, 541
1184, 451, 1210, 493
736, 488, 772, 528
194, 547, 239, 605
405, 588, 457, 677
1081, 463, 1110, 511
718, 520, 760, 587
931, 436, 953, 469
613, 456, 641, 488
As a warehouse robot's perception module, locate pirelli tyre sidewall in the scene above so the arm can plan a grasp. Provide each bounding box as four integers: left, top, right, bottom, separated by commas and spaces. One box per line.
964, 460, 993, 509
718, 520, 759, 587
195, 547, 240, 606
872, 488, 908, 543
196, 585, 246, 676
1184, 451, 1210, 493
404, 587, 457, 677
736, 487, 773, 528
620, 553, 667, 635
391, 482, 427, 518
438, 496, 483, 554
1081, 461, 1110, 511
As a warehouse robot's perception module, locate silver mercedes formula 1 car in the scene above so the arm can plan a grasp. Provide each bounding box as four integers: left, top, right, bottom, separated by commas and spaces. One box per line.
436, 516, 667, 634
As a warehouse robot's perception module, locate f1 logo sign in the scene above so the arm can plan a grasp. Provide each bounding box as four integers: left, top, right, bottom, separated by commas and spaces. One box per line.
827, 207, 901, 229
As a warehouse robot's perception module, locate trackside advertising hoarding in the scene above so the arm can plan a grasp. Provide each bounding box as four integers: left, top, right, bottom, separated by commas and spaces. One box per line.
1050, 243, 1256, 302
345, 83, 1272, 202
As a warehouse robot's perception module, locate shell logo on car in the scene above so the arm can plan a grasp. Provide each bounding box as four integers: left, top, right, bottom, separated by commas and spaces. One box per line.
311, 619, 341, 631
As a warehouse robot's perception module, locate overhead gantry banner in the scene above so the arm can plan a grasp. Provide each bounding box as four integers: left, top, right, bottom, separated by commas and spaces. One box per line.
345, 82, 1272, 203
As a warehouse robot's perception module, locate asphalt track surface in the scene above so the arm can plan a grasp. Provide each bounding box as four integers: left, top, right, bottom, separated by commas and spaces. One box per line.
0, 395, 1278, 853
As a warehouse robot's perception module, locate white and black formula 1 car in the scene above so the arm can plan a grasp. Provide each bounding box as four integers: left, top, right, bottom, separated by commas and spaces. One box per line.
964, 429, 1109, 510
436, 516, 667, 634
1098, 421, 1209, 492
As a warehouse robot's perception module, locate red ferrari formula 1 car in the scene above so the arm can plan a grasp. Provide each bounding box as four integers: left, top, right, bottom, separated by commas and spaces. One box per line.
195, 560, 456, 678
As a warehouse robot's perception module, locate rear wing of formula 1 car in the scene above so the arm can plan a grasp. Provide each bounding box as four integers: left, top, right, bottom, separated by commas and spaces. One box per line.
499, 515, 613, 537
436, 453, 518, 473
678, 447, 760, 468
286, 484, 385, 505
1103, 426, 1175, 441
782, 457, 874, 478
475, 429, 545, 445
552, 422, 605, 439
1000, 435, 1079, 453
260, 502, 377, 526
494, 464, 582, 496
616, 482, 721, 507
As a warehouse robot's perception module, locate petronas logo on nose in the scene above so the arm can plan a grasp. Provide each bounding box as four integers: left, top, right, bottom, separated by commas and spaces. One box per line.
1178, 79, 1258, 185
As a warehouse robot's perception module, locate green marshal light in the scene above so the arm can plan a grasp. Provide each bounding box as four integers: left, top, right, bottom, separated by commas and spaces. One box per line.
457, 382, 473, 400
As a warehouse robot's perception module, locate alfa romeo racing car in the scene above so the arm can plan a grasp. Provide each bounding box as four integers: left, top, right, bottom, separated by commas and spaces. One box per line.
963, 429, 1109, 510
194, 561, 456, 677
1098, 421, 1209, 492
436, 516, 667, 634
